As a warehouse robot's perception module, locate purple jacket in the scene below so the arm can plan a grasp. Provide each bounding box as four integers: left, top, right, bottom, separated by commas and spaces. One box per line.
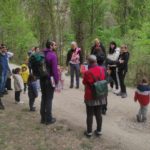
44, 48, 59, 84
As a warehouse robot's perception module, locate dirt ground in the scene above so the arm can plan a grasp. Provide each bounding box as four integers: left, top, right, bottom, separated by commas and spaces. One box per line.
0, 64, 150, 150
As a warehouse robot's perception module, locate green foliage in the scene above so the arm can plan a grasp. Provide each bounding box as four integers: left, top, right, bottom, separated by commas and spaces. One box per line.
0, 0, 37, 64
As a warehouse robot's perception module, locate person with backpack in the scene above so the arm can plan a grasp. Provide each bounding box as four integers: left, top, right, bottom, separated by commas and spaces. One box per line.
91, 38, 106, 66
40, 40, 59, 125
116, 45, 130, 98
66, 41, 83, 89
106, 41, 120, 94
83, 55, 107, 138
28, 74, 38, 111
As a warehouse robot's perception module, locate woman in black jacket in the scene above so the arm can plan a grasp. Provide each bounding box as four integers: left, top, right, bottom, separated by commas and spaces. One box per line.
117, 45, 130, 98
91, 38, 106, 66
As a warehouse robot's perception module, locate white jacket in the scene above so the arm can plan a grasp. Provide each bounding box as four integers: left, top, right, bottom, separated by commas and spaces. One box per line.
13, 74, 24, 91
107, 47, 120, 61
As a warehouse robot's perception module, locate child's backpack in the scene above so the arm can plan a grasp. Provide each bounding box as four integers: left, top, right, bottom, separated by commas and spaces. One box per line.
29, 53, 48, 78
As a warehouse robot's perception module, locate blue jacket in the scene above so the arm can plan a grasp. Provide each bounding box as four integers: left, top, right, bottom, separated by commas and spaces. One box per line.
28, 81, 38, 99
0, 53, 9, 74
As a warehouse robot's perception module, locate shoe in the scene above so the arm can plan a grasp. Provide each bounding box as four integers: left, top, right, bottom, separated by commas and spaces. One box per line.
84, 131, 92, 138
46, 118, 56, 125
94, 130, 102, 136
142, 117, 147, 123
121, 93, 127, 98
70, 85, 73, 89
113, 89, 120, 94
30, 107, 36, 112
15, 101, 19, 104
117, 92, 122, 96
0, 100, 5, 110
19, 101, 24, 104
136, 115, 141, 122
76, 86, 79, 89
102, 109, 106, 115
40, 118, 45, 124
8, 88, 13, 90
0, 94, 4, 97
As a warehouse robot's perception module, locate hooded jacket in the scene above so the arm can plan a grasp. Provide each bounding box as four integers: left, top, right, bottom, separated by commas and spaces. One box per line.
44, 48, 59, 85
20, 64, 29, 83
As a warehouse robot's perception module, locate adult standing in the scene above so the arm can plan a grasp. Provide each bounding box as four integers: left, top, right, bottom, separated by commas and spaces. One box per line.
91, 38, 106, 66
40, 41, 58, 125
66, 42, 83, 89
117, 45, 130, 98
0, 44, 9, 97
83, 55, 106, 137
107, 41, 120, 93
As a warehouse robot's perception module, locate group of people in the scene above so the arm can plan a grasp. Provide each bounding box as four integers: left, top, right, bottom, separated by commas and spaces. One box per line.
0, 38, 150, 138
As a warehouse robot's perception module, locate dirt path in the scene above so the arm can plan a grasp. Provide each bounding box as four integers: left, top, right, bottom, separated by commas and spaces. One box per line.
6, 64, 150, 150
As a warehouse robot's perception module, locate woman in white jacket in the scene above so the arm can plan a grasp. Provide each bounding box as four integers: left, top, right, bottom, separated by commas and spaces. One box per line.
107, 42, 120, 93
13, 68, 24, 104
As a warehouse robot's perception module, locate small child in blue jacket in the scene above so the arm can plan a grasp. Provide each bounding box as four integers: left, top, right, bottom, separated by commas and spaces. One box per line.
28, 74, 38, 111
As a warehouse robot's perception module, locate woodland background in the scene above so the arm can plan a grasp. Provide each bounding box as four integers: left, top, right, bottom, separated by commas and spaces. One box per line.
0, 0, 150, 85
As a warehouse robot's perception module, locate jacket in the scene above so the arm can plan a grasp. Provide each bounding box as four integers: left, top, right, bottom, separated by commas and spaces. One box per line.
117, 52, 130, 72
28, 81, 38, 99
0, 52, 9, 74
91, 44, 106, 66
44, 48, 59, 84
20, 64, 29, 83
13, 74, 24, 91
134, 84, 150, 106
66, 48, 83, 66
83, 65, 105, 101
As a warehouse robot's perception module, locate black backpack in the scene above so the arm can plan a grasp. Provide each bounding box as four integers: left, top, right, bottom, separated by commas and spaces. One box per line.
29, 53, 48, 78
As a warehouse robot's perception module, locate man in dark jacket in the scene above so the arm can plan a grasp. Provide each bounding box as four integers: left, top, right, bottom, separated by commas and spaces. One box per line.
66, 41, 83, 89
91, 38, 106, 66
40, 41, 59, 125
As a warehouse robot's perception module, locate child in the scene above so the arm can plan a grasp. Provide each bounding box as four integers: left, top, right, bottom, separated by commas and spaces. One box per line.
20, 64, 29, 94
55, 65, 65, 92
134, 77, 150, 122
13, 68, 24, 104
28, 74, 38, 111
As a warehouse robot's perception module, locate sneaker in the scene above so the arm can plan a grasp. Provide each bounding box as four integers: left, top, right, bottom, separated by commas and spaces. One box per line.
46, 118, 56, 125
142, 117, 147, 123
136, 115, 141, 122
30, 107, 36, 112
121, 93, 127, 98
76, 86, 79, 89
113, 89, 120, 94
94, 130, 102, 136
84, 131, 92, 138
19, 101, 24, 104
117, 92, 122, 96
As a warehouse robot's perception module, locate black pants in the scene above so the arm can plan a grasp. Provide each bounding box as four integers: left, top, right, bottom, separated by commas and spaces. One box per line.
5, 77, 12, 90
24, 83, 27, 92
40, 79, 54, 122
29, 98, 35, 110
110, 68, 118, 90
86, 105, 102, 133
118, 70, 127, 93
15, 91, 21, 102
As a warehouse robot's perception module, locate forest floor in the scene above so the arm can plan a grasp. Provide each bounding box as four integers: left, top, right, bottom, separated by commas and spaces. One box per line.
0, 64, 150, 150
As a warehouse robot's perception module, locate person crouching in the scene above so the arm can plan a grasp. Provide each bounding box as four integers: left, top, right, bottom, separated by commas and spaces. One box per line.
28, 74, 38, 111
83, 55, 106, 137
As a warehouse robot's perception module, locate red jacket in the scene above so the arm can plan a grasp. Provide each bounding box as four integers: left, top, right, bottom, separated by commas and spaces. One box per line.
83, 65, 106, 101
134, 90, 150, 106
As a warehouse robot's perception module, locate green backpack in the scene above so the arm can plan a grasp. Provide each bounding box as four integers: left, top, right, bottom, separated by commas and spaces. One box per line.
90, 70, 108, 100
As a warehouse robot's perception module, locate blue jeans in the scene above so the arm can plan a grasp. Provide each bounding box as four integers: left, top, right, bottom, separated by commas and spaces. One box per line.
0, 71, 7, 94
70, 63, 80, 87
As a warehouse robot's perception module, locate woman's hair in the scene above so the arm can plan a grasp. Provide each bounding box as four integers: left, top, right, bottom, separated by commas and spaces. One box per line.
141, 77, 149, 84
14, 68, 21, 74
94, 38, 100, 44
28, 74, 36, 84
109, 41, 117, 54
120, 44, 128, 50
46, 40, 54, 48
